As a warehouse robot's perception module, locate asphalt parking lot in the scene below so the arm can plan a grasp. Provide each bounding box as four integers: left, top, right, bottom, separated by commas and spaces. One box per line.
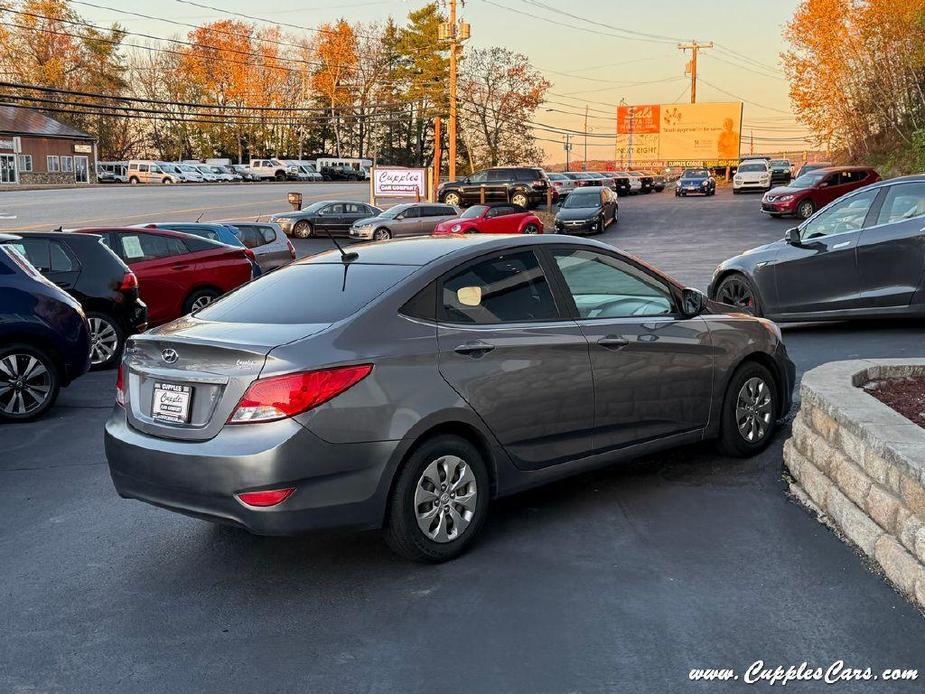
2, 186, 924, 693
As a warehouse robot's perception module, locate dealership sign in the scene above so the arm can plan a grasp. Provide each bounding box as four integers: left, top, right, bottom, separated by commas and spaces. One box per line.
374, 167, 427, 198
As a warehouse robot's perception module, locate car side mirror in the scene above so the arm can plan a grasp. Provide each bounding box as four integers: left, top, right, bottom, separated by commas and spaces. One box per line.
785, 227, 801, 245
681, 287, 706, 317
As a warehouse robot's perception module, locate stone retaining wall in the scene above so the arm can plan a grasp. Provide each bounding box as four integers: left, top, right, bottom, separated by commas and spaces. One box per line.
784, 359, 925, 611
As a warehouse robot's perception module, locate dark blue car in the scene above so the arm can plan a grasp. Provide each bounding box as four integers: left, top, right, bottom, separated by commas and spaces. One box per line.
141, 223, 262, 277
0, 236, 91, 421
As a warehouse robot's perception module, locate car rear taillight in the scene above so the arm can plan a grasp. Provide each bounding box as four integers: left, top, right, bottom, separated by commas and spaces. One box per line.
118, 271, 138, 292
243, 248, 257, 262
236, 488, 295, 508
286, 239, 296, 260
228, 364, 373, 423
115, 363, 125, 406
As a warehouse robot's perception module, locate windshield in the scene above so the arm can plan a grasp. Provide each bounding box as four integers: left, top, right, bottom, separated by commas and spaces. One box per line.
790, 172, 828, 188
381, 204, 412, 219
682, 170, 709, 179
770, 160, 789, 167
738, 163, 767, 173
561, 192, 602, 209
160, 164, 178, 173
194, 263, 415, 324
460, 205, 488, 219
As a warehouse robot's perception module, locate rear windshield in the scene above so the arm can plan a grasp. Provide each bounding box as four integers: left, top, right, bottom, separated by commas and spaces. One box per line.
194, 262, 415, 324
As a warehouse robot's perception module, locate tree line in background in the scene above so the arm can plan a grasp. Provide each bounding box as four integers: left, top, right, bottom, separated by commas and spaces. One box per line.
0, 0, 548, 171
785, 0, 925, 173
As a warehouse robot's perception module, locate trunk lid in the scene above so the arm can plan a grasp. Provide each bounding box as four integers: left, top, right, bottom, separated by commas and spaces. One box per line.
122, 315, 329, 441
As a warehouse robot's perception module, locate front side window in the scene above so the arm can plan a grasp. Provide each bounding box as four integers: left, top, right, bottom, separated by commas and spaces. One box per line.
875, 183, 925, 225
551, 248, 674, 319
468, 171, 487, 183
461, 205, 488, 219
801, 188, 879, 239
441, 250, 558, 324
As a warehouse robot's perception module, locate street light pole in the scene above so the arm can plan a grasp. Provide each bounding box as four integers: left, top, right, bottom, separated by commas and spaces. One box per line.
583, 104, 589, 171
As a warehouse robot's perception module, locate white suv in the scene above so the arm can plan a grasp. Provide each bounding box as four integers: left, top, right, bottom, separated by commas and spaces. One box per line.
248, 158, 289, 181
733, 160, 771, 193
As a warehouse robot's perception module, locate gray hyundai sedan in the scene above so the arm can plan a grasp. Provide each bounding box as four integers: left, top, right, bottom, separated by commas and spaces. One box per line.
105, 235, 794, 562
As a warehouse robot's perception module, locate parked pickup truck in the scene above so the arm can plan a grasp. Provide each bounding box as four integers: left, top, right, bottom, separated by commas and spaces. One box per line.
247, 158, 290, 181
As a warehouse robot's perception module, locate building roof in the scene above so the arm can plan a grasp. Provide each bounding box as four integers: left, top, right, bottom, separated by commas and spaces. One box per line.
0, 105, 95, 140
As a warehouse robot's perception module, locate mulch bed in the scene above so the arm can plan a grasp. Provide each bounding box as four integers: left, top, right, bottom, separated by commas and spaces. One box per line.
864, 377, 925, 428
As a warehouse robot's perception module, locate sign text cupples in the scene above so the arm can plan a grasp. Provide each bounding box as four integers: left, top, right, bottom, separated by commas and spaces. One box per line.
374, 167, 426, 198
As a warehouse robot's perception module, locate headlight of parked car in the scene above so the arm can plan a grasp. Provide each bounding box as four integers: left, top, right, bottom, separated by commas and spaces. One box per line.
778, 194, 794, 202
451, 224, 462, 232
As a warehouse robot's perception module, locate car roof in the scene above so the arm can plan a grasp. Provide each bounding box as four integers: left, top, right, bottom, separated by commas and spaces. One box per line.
297, 234, 628, 269
0, 233, 21, 242
809, 165, 875, 173
6, 230, 103, 243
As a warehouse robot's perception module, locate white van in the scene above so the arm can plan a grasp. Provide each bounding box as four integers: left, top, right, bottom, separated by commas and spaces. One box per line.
126, 160, 183, 185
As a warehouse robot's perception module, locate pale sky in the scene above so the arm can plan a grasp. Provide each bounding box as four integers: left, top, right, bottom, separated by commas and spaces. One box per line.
76, 0, 809, 163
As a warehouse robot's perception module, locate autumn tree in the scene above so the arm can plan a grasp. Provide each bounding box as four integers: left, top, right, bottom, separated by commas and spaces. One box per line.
458, 47, 549, 169
312, 20, 357, 157
784, 0, 925, 171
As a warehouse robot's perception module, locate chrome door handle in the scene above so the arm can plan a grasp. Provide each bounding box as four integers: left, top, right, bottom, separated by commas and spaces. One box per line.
454, 341, 495, 357
831, 241, 851, 250
598, 335, 629, 349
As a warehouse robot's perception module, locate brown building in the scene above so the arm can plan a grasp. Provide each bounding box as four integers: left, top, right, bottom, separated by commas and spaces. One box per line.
0, 105, 98, 185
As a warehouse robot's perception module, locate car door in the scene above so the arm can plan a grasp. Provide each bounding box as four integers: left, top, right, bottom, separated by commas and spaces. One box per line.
314, 203, 343, 233
10, 238, 81, 292
436, 248, 595, 469
459, 170, 488, 204
254, 224, 291, 268
482, 205, 515, 233
856, 181, 925, 308
115, 233, 195, 325
392, 205, 424, 237
545, 246, 714, 450
342, 203, 372, 234
772, 186, 880, 315
486, 168, 512, 202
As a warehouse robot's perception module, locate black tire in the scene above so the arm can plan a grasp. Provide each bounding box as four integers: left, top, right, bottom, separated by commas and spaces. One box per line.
596, 214, 606, 233
796, 199, 815, 220
292, 220, 313, 239
384, 434, 490, 562
0, 344, 60, 422
86, 312, 124, 370
162, 178, 173, 185
274, 170, 286, 181
714, 272, 764, 317
373, 227, 392, 240
128, 177, 139, 185
511, 191, 529, 208
716, 361, 779, 457
183, 288, 221, 314
522, 223, 539, 234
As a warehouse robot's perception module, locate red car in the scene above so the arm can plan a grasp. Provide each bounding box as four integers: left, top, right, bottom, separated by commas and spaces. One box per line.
761, 166, 880, 220
73, 227, 253, 327
432, 203, 544, 235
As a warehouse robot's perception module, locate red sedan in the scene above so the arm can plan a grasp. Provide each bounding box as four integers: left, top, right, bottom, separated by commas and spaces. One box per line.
761, 166, 880, 220
432, 203, 544, 235
73, 227, 253, 327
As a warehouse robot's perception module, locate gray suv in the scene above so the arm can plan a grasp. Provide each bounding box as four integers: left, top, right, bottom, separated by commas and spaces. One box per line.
105, 235, 794, 562
350, 203, 460, 240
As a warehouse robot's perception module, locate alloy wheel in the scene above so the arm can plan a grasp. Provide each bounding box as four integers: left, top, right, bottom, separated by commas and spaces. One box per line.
735, 377, 773, 443
798, 200, 815, 219
191, 295, 214, 311
414, 455, 478, 543
444, 193, 461, 207
373, 228, 391, 240
717, 276, 754, 309
0, 353, 52, 417
88, 316, 119, 367
512, 193, 528, 208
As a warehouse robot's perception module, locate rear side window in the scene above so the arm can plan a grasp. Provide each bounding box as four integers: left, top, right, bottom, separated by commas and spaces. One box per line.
259, 226, 276, 243
6, 239, 76, 272
876, 182, 925, 225
118, 234, 187, 261
195, 263, 415, 324
440, 250, 558, 324
234, 225, 264, 248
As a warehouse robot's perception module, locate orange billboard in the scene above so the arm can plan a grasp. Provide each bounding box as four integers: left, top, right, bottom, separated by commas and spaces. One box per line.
614, 101, 743, 166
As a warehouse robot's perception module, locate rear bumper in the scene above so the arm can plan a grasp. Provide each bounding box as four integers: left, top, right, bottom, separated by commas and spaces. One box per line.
105, 409, 399, 534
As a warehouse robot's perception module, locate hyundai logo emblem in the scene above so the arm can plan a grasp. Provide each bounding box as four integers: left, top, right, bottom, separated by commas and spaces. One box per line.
161, 348, 179, 364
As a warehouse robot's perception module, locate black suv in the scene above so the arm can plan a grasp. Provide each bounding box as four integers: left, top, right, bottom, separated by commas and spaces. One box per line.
438, 167, 552, 208
1, 231, 148, 369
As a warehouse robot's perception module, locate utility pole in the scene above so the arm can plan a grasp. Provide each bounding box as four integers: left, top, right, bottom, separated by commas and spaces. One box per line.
441, 1, 470, 182
678, 40, 713, 104
583, 104, 589, 171
564, 133, 571, 172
